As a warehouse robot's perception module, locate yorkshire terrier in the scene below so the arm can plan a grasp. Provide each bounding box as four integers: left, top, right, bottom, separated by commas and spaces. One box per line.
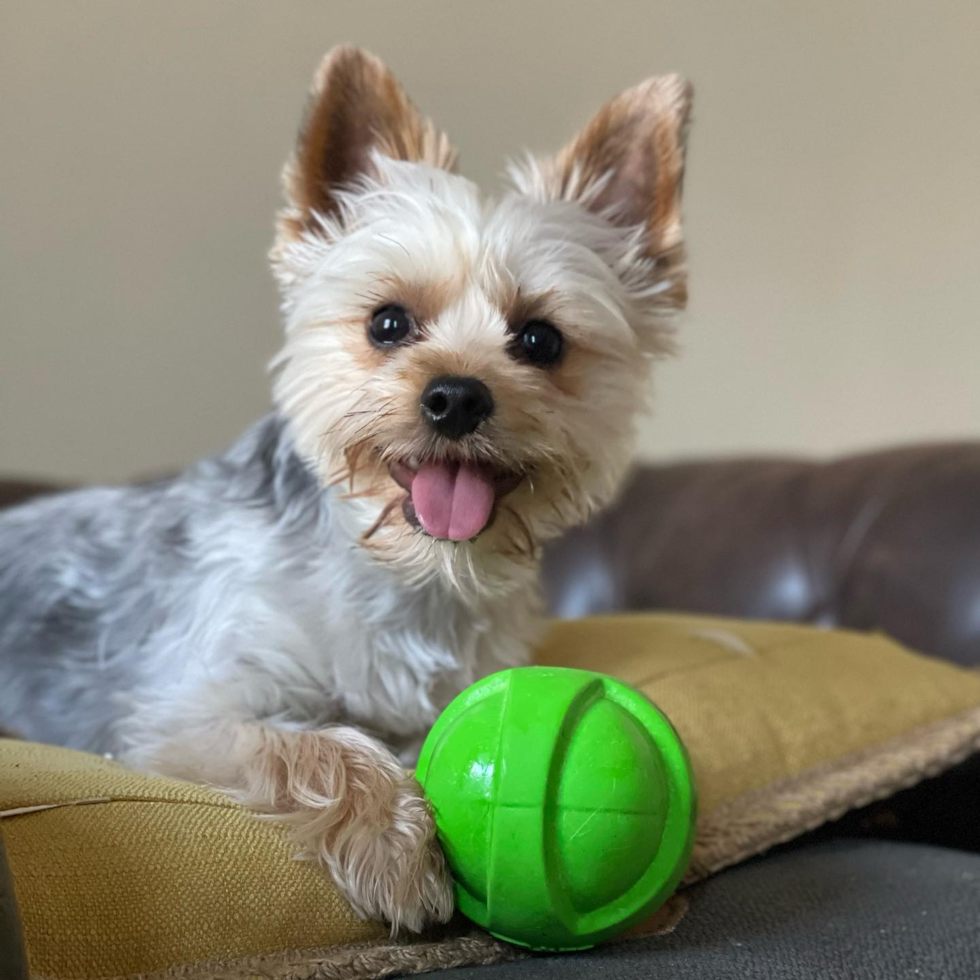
0, 46, 691, 931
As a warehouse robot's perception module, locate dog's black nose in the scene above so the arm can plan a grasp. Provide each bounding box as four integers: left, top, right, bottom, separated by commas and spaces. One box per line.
420, 375, 495, 439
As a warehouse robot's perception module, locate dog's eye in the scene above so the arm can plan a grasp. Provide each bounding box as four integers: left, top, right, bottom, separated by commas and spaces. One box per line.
368, 305, 415, 347
515, 320, 564, 368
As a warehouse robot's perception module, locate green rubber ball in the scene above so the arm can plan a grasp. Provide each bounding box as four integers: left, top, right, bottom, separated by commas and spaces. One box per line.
415, 666, 697, 951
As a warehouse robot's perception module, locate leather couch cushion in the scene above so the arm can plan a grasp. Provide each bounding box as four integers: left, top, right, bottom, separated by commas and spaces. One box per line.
544, 444, 980, 667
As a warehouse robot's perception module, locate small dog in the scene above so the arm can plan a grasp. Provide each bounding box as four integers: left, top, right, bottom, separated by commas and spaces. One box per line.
0, 46, 690, 931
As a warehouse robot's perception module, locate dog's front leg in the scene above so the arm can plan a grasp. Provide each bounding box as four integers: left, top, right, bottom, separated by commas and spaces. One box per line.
144, 720, 453, 933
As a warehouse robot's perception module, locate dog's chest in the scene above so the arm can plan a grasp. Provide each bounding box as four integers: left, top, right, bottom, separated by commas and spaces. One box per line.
262, 564, 528, 741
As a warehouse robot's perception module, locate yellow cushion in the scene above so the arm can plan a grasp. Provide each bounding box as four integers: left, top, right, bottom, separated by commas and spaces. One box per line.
537, 614, 980, 816
5, 614, 980, 980
1, 744, 385, 980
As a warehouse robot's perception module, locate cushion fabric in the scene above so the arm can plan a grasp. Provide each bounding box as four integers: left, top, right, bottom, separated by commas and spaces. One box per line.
4, 614, 980, 979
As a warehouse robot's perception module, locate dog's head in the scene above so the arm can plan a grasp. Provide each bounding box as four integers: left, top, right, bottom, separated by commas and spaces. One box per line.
271, 46, 691, 594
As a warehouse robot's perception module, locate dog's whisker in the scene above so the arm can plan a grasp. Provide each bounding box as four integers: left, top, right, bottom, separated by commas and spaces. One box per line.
503, 505, 537, 556
378, 235, 411, 259
361, 495, 404, 540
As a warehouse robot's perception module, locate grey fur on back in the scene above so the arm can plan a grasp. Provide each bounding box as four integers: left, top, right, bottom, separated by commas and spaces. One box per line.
0, 415, 322, 751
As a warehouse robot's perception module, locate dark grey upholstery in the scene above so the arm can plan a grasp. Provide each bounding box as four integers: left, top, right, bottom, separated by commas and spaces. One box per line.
418, 840, 980, 979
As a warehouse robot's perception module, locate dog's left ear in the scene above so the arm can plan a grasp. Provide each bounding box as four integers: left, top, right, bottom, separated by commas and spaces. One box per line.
276, 45, 456, 245
521, 75, 692, 304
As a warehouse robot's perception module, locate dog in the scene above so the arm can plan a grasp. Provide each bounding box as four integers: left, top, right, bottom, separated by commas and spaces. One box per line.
0, 45, 691, 932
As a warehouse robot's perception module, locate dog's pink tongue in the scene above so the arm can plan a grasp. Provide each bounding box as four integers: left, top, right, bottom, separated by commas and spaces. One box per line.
412, 462, 495, 541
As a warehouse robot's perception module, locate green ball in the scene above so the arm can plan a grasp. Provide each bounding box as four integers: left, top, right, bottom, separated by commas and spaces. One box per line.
415, 666, 696, 951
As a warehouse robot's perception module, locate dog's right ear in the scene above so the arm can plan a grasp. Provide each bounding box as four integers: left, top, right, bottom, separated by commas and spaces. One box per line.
276, 45, 456, 245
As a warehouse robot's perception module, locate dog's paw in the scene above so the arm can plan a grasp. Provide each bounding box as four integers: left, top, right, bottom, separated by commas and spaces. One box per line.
220, 724, 453, 933
331, 776, 454, 933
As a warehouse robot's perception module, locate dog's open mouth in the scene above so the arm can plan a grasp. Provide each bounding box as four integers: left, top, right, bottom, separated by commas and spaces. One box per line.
389, 459, 523, 541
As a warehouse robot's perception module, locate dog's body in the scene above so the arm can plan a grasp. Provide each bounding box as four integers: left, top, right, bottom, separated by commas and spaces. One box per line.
0, 47, 691, 931
0, 415, 533, 759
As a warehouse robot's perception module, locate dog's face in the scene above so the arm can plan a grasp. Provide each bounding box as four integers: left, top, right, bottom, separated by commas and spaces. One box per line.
271, 46, 691, 594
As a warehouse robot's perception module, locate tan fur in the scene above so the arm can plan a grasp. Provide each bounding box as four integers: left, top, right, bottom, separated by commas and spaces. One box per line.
294, 283, 605, 559
531, 74, 692, 307
312, 279, 634, 553
276, 46, 457, 245
375, 274, 466, 329
151, 721, 452, 934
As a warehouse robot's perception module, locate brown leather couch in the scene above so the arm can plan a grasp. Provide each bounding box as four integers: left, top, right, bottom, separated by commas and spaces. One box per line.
0, 479, 60, 512
544, 443, 980, 668
3, 444, 980, 978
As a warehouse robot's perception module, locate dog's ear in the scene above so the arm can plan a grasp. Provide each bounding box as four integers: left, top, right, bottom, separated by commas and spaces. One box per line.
278, 45, 456, 240
523, 75, 692, 302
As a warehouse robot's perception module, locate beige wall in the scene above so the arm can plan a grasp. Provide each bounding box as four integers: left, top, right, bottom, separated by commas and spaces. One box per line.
2, 0, 978, 482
